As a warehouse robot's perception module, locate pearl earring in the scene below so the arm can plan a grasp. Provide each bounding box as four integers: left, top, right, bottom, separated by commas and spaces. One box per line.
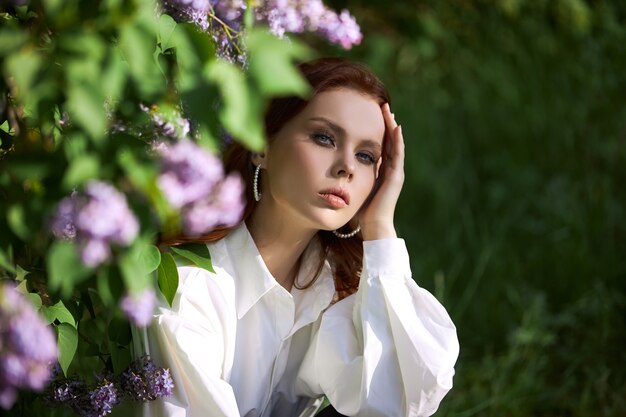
253, 165, 262, 202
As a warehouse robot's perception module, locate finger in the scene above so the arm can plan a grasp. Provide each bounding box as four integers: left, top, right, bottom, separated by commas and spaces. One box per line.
394, 125, 404, 171
381, 104, 397, 161
382, 103, 397, 132
385, 124, 404, 172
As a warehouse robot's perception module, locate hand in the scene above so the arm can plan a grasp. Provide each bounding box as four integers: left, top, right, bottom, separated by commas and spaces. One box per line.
359, 103, 405, 241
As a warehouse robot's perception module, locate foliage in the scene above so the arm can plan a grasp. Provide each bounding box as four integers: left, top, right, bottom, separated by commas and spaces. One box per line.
0, 0, 322, 414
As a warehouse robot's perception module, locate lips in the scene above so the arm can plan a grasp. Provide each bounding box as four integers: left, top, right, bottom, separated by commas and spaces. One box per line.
319, 187, 350, 208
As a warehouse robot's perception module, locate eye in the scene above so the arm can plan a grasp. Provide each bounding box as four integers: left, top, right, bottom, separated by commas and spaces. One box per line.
312, 132, 335, 147
356, 151, 377, 165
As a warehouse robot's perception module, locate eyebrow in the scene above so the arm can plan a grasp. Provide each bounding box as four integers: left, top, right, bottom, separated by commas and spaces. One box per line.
308, 117, 382, 151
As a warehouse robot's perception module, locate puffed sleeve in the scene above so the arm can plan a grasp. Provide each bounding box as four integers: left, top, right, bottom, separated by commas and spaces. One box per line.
296, 239, 459, 417
138, 266, 240, 417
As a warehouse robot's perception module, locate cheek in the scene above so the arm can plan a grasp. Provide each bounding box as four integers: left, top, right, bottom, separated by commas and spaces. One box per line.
353, 168, 377, 207
270, 143, 321, 193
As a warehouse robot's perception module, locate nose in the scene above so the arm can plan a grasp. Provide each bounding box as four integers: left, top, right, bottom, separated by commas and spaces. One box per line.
332, 152, 355, 180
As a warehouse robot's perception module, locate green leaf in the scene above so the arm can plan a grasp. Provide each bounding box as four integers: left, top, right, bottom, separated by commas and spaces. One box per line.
46, 241, 92, 298
158, 13, 178, 51
15, 265, 29, 281
26, 292, 42, 310
0, 29, 28, 55
117, 149, 157, 191
170, 243, 214, 273
66, 81, 107, 142
246, 29, 312, 97
119, 239, 160, 295
62, 154, 100, 189
41, 300, 76, 328
109, 343, 132, 375
101, 48, 128, 104
96, 268, 114, 306
5, 49, 42, 97
79, 316, 105, 347
56, 323, 78, 376
157, 252, 178, 307
0, 247, 15, 274
14, 279, 28, 294
139, 244, 162, 275
166, 23, 202, 85
205, 60, 265, 151
7, 204, 30, 241
108, 317, 132, 345
119, 20, 163, 97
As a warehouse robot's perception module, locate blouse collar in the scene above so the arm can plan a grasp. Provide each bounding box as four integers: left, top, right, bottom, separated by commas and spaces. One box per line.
221, 223, 336, 321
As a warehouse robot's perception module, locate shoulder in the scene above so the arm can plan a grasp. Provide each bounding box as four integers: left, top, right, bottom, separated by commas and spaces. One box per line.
158, 241, 236, 325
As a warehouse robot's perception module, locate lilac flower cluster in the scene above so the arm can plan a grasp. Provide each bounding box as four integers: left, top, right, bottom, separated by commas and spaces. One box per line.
51, 181, 139, 268
140, 103, 191, 142
120, 288, 156, 327
156, 140, 245, 236
50, 358, 171, 414
161, 0, 247, 64
256, 0, 362, 48
162, 0, 362, 64
47, 376, 120, 417
89, 381, 119, 416
0, 283, 58, 409
47, 356, 173, 415
120, 356, 174, 401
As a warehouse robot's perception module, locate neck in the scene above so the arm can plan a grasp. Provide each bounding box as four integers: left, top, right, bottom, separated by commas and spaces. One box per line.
246, 201, 317, 291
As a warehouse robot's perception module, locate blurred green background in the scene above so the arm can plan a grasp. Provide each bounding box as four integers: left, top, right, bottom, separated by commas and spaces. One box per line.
320, 0, 626, 416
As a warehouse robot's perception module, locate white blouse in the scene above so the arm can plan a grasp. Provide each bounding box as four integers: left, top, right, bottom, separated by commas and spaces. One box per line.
134, 223, 459, 417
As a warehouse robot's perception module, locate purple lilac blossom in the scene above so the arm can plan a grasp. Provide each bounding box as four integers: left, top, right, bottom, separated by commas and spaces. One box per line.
79, 182, 139, 245
317, 9, 362, 49
0, 283, 58, 410
140, 103, 191, 141
161, 0, 212, 31
120, 355, 173, 401
161, 0, 245, 62
211, 172, 246, 227
181, 201, 222, 236
51, 379, 83, 403
147, 368, 174, 398
120, 369, 149, 401
254, 0, 362, 49
87, 381, 119, 417
181, 172, 245, 236
50, 181, 139, 267
50, 196, 77, 240
160, 0, 362, 64
47, 357, 173, 413
80, 239, 110, 268
157, 140, 224, 209
263, 0, 305, 37
215, 0, 246, 21
120, 288, 156, 327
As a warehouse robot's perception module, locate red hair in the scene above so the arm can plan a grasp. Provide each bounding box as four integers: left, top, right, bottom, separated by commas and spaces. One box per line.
165, 57, 391, 300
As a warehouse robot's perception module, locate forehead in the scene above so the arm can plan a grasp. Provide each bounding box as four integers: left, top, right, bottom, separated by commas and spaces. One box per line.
299, 89, 385, 143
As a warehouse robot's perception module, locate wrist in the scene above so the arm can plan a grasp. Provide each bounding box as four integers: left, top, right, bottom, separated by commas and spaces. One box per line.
360, 221, 396, 241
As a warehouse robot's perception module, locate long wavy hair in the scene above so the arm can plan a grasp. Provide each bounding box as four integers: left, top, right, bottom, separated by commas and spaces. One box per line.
167, 57, 390, 300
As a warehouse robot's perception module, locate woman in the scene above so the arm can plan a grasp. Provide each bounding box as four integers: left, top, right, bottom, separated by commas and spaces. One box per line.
138, 58, 459, 417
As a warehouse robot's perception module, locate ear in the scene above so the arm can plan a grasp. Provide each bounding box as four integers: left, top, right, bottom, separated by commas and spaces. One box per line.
251, 151, 266, 168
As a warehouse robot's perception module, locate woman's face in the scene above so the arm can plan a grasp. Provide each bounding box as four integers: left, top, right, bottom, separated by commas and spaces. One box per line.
256, 88, 386, 232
